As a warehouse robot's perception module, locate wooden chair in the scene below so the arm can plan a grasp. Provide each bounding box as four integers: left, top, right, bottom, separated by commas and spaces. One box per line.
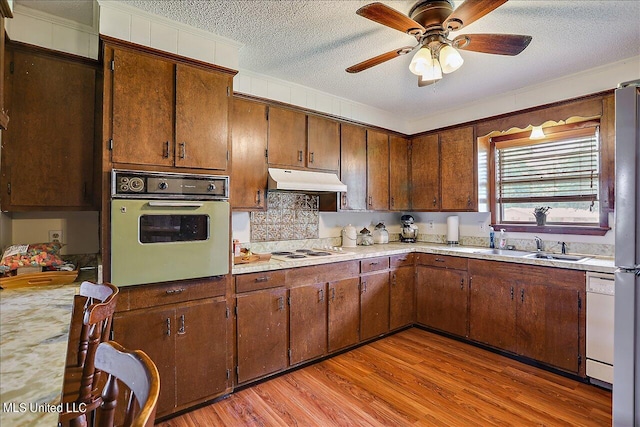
91, 341, 160, 427
59, 281, 119, 427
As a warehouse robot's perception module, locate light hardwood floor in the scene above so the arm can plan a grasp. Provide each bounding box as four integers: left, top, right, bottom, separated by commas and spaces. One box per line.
158, 328, 611, 426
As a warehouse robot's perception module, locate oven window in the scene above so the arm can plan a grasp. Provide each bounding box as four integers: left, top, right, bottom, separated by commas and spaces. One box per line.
139, 215, 209, 243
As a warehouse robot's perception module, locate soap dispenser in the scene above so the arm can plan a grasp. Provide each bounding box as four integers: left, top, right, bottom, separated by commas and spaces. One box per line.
498, 229, 508, 249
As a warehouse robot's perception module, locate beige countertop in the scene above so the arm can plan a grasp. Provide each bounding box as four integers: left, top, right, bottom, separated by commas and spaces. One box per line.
232, 242, 616, 275
0, 269, 96, 427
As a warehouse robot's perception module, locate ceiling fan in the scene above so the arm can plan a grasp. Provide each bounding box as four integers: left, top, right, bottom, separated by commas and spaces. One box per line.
346, 0, 532, 86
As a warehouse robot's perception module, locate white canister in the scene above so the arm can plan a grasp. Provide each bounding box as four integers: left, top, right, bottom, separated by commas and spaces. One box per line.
341, 224, 357, 248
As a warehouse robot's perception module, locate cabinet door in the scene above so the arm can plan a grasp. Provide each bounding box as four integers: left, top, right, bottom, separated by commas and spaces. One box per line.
267, 107, 306, 167
175, 64, 229, 170
416, 266, 468, 337
175, 297, 229, 408
290, 283, 328, 365
328, 277, 360, 352
440, 126, 476, 211
307, 115, 339, 171
468, 260, 517, 353
112, 307, 176, 417
389, 135, 410, 211
112, 47, 174, 166
390, 266, 415, 330
231, 98, 268, 210
411, 134, 440, 211
340, 124, 367, 210
360, 271, 390, 341
236, 288, 288, 384
366, 130, 390, 210
1, 48, 95, 210
517, 283, 581, 373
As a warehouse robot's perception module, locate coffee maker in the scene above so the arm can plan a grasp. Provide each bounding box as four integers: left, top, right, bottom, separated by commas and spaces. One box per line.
400, 215, 418, 243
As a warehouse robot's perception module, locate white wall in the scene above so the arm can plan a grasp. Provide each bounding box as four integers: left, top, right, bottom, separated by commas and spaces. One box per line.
9, 212, 99, 255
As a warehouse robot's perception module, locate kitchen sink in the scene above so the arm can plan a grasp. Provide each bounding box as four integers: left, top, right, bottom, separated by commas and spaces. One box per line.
474, 248, 534, 257
524, 252, 590, 262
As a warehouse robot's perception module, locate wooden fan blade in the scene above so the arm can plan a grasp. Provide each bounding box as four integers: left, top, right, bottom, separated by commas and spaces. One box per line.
418, 75, 437, 87
444, 0, 508, 31
346, 46, 414, 73
453, 33, 532, 55
357, 2, 425, 36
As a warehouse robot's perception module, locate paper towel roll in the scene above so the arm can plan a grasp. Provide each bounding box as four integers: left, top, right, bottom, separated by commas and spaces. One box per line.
447, 215, 459, 244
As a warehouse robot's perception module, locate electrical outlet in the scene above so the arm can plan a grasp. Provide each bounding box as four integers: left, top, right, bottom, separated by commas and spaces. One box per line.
49, 230, 63, 243
479, 222, 486, 232
428, 220, 434, 230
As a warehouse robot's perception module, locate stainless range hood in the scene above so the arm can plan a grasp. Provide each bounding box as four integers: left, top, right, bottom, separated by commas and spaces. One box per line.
267, 168, 347, 193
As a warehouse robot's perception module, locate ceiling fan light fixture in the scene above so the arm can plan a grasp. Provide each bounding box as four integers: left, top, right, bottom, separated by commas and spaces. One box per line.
439, 44, 464, 74
409, 47, 433, 75
421, 56, 443, 81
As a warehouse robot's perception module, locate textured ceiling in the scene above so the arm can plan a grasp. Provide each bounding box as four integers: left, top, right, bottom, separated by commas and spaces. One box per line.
18, 1, 640, 122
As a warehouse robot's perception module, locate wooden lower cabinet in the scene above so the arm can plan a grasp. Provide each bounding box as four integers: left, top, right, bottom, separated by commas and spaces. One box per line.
415, 254, 469, 338
469, 259, 584, 374
360, 271, 390, 341
328, 277, 361, 352
236, 287, 288, 384
390, 264, 415, 330
112, 290, 229, 417
290, 282, 328, 365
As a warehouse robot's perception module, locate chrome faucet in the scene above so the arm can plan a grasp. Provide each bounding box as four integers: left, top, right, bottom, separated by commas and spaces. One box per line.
535, 236, 544, 252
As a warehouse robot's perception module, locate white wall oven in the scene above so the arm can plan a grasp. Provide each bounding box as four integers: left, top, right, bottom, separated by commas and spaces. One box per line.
111, 169, 230, 286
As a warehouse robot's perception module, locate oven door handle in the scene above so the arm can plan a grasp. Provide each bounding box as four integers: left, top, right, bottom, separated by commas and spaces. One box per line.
147, 201, 204, 208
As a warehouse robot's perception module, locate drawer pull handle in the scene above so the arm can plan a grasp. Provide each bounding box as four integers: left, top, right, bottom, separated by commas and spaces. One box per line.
361, 282, 367, 293
166, 318, 171, 336
435, 258, 445, 262
460, 278, 464, 290
278, 296, 285, 311
319, 288, 324, 302
255, 277, 270, 283
331, 287, 336, 301
398, 257, 407, 262
370, 261, 379, 265
166, 288, 185, 295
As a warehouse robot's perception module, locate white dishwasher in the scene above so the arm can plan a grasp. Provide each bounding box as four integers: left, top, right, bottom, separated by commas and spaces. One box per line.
586, 271, 615, 387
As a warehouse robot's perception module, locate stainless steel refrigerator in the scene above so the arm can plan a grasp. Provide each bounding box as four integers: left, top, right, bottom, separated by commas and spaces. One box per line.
614, 79, 640, 426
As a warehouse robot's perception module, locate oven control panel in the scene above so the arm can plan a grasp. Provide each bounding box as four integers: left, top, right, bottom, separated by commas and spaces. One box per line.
112, 169, 229, 200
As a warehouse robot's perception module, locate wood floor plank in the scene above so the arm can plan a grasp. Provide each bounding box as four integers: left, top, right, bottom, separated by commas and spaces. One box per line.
158, 329, 611, 427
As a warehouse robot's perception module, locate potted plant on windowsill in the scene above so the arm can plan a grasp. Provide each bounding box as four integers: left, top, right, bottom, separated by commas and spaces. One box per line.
533, 206, 551, 226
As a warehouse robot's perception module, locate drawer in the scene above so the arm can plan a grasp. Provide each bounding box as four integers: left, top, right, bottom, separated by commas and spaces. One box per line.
416, 253, 467, 270
236, 270, 286, 293
390, 253, 414, 268
286, 260, 359, 286
361, 257, 390, 274
117, 276, 227, 312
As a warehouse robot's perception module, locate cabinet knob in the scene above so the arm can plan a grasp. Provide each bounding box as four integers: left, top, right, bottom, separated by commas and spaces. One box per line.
433, 197, 437, 206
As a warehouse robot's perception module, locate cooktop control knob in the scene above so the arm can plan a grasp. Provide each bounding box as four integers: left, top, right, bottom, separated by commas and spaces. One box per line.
207, 183, 216, 192
158, 181, 168, 190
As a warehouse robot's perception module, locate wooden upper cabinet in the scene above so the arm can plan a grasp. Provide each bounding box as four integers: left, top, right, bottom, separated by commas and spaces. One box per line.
267, 106, 306, 167
175, 64, 230, 170
110, 45, 231, 170
439, 126, 477, 211
389, 135, 410, 211
307, 115, 340, 171
411, 134, 440, 211
111, 47, 174, 167
340, 123, 367, 211
231, 98, 268, 210
1, 45, 96, 210
366, 130, 390, 211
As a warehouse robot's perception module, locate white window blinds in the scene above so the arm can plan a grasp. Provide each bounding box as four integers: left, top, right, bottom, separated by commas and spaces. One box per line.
494, 126, 599, 204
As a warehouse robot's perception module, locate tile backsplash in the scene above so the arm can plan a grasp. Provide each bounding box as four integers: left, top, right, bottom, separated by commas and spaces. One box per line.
250, 192, 319, 242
